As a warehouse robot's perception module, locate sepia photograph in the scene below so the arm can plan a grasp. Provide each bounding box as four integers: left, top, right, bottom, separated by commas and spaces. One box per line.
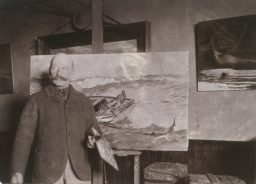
0, 0, 256, 184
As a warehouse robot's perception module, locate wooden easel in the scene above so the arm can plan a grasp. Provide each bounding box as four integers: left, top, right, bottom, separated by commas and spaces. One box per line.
113, 150, 142, 184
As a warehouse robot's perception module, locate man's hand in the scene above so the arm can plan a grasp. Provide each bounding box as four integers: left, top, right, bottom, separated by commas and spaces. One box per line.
87, 135, 96, 149
10, 172, 23, 184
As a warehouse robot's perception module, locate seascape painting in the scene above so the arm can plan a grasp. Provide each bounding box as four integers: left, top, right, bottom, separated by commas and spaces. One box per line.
196, 14, 256, 91
30, 52, 188, 151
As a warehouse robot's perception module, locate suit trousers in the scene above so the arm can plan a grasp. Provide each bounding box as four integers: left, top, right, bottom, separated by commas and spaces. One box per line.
54, 159, 91, 184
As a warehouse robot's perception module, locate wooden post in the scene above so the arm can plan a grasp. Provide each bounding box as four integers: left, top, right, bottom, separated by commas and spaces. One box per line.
92, 160, 104, 184
36, 39, 50, 55
91, 0, 103, 53
254, 143, 256, 184
134, 155, 140, 184
91, 0, 104, 183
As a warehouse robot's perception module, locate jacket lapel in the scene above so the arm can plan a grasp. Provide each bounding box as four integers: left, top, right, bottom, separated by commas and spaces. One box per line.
44, 85, 65, 102
44, 84, 80, 103
65, 85, 80, 104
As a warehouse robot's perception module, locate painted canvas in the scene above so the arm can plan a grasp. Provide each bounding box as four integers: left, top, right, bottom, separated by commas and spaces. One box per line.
196, 14, 256, 91
30, 52, 188, 151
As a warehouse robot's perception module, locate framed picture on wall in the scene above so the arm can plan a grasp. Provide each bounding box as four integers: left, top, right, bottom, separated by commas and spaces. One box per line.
0, 43, 14, 94
196, 14, 256, 91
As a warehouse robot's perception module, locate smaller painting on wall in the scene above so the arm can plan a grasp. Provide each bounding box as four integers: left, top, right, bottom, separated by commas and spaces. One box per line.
196, 14, 256, 91
0, 43, 14, 94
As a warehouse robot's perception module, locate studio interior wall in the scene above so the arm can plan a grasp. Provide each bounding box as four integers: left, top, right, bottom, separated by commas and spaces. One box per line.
104, 0, 256, 141
0, 0, 256, 138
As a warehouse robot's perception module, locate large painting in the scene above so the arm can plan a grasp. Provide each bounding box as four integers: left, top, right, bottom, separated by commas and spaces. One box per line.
0, 43, 13, 94
30, 52, 188, 151
196, 14, 256, 91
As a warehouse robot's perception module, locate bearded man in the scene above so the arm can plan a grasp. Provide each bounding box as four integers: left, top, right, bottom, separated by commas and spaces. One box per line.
10, 53, 101, 184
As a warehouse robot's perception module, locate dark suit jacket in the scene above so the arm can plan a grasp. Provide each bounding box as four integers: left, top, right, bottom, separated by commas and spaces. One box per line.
10, 85, 101, 183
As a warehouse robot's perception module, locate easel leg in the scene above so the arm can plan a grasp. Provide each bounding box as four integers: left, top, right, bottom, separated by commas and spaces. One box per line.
93, 160, 104, 184
134, 155, 140, 184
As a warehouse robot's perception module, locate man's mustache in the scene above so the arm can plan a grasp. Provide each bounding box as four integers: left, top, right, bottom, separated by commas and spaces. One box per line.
49, 75, 69, 81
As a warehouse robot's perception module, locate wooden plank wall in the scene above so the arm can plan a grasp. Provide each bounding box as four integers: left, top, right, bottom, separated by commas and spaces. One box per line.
0, 133, 255, 184
0, 132, 13, 182
188, 140, 255, 183
106, 140, 255, 184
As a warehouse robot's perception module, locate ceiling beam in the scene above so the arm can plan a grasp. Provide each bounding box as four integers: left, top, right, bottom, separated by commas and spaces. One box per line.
27, 3, 73, 17
0, 0, 51, 11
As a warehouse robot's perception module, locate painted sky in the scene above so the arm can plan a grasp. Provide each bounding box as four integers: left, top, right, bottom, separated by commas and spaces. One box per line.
31, 52, 188, 80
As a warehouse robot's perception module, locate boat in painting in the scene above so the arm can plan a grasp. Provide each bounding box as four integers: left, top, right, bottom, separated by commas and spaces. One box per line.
89, 90, 135, 124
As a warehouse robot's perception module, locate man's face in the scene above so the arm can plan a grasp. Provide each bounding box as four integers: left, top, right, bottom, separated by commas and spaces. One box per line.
49, 54, 73, 88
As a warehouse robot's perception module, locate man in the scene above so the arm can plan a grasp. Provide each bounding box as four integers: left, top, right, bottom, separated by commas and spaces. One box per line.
10, 53, 101, 184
